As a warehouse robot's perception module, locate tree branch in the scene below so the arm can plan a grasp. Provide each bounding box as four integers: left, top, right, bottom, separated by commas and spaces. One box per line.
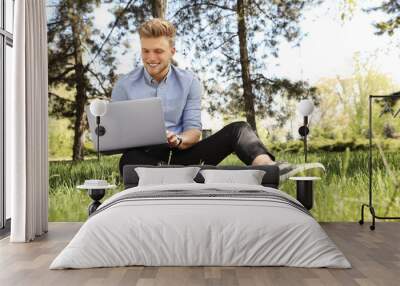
87, 67, 109, 96
251, 1, 272, 20
221, 51, 238, 63
48, 66, 75, 83
48, 92, 74, 103
83, 0, 135, 71
171, 1, 234, 20
251, 73, 275, 84
210, 34, 238, 51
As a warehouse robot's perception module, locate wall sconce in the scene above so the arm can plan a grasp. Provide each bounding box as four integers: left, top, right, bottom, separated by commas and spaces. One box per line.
89, 99, 108, 161
297, 99, 314, 163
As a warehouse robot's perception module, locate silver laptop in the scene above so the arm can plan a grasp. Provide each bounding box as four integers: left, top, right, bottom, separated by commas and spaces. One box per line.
86, 98, 167, 153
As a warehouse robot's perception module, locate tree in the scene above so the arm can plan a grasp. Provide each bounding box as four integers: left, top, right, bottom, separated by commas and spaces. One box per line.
151, 0, 167, 18
171, 0, 319, 132
107, 0, 168, 41
342, 0, 400, 36
314, 53, 399, 140
48, 0, 167, 161
366, 0, 400, 36
48, 0, 120, 161
109, 0, 182, 69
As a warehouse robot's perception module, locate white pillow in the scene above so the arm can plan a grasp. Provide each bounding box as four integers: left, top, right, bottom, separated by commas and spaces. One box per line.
200, 169, 266, 185
135, 167, 201, 186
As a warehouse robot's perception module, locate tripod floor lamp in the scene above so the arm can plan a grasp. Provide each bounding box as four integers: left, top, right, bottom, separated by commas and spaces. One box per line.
297, 99, 315, 163
89, 99, 108, 161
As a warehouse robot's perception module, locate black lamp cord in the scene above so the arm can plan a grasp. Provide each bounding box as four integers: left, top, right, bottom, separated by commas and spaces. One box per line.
304, 116, 308, 163
96, 116, 100, 161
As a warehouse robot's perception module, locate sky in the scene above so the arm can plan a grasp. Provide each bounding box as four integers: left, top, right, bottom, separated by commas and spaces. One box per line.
92, 1, 400, 86
91, 1, 400, 130
266, 0, 400, 85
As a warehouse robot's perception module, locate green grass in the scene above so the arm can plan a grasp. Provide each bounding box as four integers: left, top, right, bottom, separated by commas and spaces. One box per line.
49, 156, 123, 221
49, 150, 400, 222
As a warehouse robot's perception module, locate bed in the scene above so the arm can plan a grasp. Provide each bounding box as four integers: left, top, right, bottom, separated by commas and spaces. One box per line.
50, 165, 350, 269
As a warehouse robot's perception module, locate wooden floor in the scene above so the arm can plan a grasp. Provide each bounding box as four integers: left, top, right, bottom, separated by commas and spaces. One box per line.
0, 222, 399, 286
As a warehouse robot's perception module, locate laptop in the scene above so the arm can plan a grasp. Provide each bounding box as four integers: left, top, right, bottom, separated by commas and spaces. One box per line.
86, 98, 168, 154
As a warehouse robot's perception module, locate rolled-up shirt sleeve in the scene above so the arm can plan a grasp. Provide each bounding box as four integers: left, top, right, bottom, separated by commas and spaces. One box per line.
182, 76, 202, 131
111, 80, 128, 102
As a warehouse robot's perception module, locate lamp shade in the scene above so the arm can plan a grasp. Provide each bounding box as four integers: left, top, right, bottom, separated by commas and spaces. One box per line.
90, 99, 107, 117
298, 99, 314, 116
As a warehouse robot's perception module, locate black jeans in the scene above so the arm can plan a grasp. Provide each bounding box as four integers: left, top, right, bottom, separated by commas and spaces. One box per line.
119, 121, 275, 175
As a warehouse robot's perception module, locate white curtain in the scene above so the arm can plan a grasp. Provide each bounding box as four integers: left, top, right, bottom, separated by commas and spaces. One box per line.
6, 0, 49, 242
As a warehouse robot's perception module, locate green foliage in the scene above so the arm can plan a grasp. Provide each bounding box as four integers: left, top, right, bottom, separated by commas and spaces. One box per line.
366, 0, 400, 36
49, 117, 73, 159
49, 155, 121, 191
314, 53, 399, 141
172, 0, 319, 127
270, 138, 400, 153
47, 0, 119, 98
49, 117, 97, 161
279, 150, 400, 222
49, 150, 400, 222
49, 186, 121, 222
49, 155, 123, 221
339, 0, 358, 21
47, 0, 136, 160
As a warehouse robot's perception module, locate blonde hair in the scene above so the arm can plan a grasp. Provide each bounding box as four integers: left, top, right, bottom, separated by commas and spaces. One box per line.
139, 18, 176, 47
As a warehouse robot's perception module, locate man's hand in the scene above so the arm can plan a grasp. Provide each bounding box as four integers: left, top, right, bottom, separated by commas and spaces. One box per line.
166, 129, 201, 150
166, 131, 181, 149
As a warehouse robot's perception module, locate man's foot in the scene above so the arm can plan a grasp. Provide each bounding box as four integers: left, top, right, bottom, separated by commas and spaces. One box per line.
252, 154, 275, 165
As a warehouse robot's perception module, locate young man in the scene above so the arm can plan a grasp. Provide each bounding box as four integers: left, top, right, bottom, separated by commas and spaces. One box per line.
112, 18, 275, 175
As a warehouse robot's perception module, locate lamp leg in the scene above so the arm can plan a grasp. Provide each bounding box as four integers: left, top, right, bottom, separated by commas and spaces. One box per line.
97, 123, 100, 161
298, 117, 310, 163
96, 116, 100, 161
304, 116, 308, 163
304, 134, 307, 163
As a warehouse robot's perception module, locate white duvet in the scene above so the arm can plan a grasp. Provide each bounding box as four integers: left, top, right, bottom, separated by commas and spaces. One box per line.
50, 183, 351, 269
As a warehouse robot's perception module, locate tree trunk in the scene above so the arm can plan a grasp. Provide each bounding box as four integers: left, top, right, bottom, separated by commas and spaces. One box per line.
150, 0, 178, 66
151, 0, 167, 19
70, 4, 87, 161
237, 0, 257, 133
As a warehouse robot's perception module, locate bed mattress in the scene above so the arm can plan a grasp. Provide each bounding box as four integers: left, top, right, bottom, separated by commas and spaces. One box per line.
50, 183, 351, 269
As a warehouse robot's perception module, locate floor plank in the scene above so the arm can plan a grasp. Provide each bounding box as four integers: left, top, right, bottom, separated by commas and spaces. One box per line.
0, 222, 399, 286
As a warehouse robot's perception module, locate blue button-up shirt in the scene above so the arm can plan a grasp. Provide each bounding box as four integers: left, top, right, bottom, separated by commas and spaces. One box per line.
111, 65, 202, 134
